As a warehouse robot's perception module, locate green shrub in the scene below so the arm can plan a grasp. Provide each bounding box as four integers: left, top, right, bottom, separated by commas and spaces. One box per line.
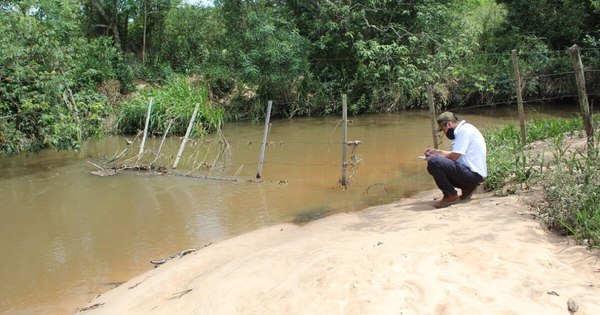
0, 116, 39, 155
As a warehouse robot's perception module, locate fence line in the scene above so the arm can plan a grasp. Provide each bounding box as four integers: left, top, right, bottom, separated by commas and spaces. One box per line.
89, 46, 599, 186
447, 94, 581, 113
534, 71, 575, 78
234, 47, 599, 179
130, 111, 597, 186
308, 49, 600, 62
263, 67, 598, 109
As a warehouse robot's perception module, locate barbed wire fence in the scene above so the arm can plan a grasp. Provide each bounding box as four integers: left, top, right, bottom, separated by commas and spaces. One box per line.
97, 46, 598, 189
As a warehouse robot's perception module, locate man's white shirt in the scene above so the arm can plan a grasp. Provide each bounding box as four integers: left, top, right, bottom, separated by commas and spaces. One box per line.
451, 120, 487, 178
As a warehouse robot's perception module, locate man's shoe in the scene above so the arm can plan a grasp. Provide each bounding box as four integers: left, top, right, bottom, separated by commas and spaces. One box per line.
460, 185, 478, 200
434, 194, 459, 208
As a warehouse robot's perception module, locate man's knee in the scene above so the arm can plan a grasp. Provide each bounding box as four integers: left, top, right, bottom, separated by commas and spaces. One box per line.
427, 155, 446, 167
427, 155, 445, 173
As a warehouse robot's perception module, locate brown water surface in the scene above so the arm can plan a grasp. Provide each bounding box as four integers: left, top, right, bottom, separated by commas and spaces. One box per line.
0, 106, 578, 313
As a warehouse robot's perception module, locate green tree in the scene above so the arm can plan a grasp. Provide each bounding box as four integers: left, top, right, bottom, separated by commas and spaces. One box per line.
215, 0, 311, 119
279, 1, 486, 113
126, 0, 172, 64
495, 0, 598, 50
0, 0, 117, 154
160, 4, 222, 73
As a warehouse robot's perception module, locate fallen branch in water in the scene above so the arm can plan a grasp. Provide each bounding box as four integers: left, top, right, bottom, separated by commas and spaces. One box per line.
108, 147, 128, 164
86, 160, 105, 170
90, 165, 240, 182
90, 164, 167, 177
150, 119, 173, 166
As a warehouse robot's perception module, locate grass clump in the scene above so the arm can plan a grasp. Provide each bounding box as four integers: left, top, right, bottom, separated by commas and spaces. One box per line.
541, 134, 600, 247
484, 112, 600, 248
483, 124, 531, 191
117, 75, 224, 137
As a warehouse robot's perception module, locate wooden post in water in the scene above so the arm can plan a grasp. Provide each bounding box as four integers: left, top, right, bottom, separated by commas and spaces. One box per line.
256, 100, 272, 179
173, 103, 200, 169
137, 97, 154, 161
340, 94, 348, 188
427, 85, 438, 149
511, 49, 527, 146
568, 44, 594, 146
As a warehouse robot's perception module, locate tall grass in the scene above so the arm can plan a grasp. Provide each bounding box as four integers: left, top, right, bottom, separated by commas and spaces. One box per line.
117, 75, 224, 136
484, 115, 592, 190
484, 112, 600, 247
541, 134, 599, 246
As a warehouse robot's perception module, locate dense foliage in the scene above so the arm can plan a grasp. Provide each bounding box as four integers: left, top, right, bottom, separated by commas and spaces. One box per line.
1, 0, 600, 154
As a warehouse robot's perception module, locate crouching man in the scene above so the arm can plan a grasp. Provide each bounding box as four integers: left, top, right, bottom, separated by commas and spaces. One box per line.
424, 112, 487, 208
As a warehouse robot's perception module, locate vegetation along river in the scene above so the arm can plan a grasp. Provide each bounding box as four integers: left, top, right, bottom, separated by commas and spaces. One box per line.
0, 105, 577, 314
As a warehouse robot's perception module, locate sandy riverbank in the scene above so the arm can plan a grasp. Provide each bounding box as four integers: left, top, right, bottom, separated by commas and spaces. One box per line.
76, 189, 600, 314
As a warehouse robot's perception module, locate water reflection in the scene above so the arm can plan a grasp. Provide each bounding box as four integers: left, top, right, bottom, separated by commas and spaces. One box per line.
0, 105, 579, 313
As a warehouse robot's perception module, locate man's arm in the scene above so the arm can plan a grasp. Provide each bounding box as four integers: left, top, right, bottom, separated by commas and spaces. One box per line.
424, 148, 462, 161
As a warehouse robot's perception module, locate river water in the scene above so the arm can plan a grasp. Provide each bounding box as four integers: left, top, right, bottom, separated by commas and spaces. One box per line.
0, 106, 577, 314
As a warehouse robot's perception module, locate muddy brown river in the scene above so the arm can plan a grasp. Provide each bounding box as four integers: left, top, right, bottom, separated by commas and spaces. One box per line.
0, 105, 577, 313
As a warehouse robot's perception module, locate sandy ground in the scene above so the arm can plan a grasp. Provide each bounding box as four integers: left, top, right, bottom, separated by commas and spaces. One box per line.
76, 189, 600, 315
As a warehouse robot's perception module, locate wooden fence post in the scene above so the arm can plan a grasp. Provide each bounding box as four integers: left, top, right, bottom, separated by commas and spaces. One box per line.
340, 94, 348, 188
568, 44, 594, 146
511, 49, 527, 146
173, 103, 200, 169
137, 97, 154, 161
427, 85, 438, 149
256, 100, 272, 179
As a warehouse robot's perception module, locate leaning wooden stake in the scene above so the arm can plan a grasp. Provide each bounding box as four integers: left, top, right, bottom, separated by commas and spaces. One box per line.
340, 94, 348, 188
173, 104, 200, 169
427, 85, 438, 149
511, 49, 527, 146
256, 100, 273, 179
568, 44, 594, 147
151, 119, 173, 165
137, 97, 154, 161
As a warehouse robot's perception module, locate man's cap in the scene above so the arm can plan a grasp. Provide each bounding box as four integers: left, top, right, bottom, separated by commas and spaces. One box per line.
436, 112, 458, 131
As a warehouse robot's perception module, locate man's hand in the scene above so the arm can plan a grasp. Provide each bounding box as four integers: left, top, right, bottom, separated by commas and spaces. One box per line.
424, 147, 438, 157
424, 147, 462, 161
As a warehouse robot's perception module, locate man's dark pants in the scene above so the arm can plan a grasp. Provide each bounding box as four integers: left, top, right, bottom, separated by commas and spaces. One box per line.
427, 155, 483, 197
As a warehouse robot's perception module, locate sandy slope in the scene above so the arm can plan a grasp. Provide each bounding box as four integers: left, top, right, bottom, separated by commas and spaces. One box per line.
76, 190, 600, 315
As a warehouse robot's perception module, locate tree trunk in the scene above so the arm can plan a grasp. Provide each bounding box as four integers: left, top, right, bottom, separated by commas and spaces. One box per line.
143, 0, 147, 65
91, 0, 121, 50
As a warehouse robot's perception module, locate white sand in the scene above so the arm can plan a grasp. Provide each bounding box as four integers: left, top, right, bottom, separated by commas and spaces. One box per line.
77, 190, 600, 314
